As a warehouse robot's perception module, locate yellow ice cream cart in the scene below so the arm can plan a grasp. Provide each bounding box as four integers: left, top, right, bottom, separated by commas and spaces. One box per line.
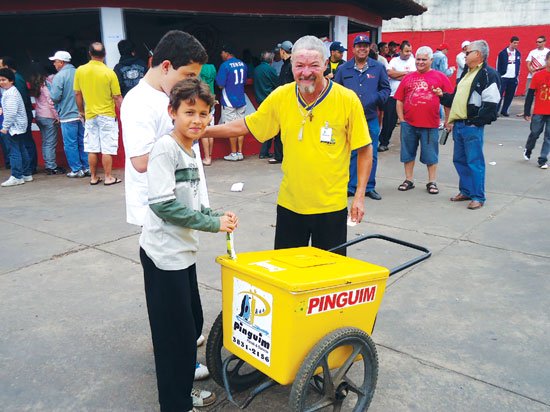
205, 234, 430, 411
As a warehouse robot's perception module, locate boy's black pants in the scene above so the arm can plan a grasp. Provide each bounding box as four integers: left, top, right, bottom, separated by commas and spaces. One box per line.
140, 248, 203, 412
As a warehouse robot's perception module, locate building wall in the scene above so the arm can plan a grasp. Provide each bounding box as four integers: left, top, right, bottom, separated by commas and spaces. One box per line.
383, 0, 550, 31
381, 25, 549, 96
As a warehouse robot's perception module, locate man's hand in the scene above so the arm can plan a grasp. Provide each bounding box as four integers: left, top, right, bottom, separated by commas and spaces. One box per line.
350, 194, 365, 224
432, 87, 443, 97
0, 128, 7, 135
524, 115, 531, 122
224, 211, 239, 228
444, 122, 454, 132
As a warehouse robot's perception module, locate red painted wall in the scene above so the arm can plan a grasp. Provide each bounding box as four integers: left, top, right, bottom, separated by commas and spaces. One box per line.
380, 25, 549, 95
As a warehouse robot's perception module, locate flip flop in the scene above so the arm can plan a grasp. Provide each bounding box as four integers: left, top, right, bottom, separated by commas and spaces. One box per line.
104, 177, 122, 186
90, 177, 102, 185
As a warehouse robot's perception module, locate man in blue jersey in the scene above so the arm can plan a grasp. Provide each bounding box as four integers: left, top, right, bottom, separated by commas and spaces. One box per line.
216, 45, 248, 161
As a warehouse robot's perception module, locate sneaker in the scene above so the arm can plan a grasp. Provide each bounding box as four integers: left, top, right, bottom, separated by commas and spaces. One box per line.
224, 153, 239, 161
194, 362, 210, 380
22, 175, 33, 182
236, 152, 244, 161
539, 163, 548, 169
45, 166, 67, 175
196, 334, 205, 347
67, 170, 85, 178
191, 388, 216, 407
378, 145, 389, 152
1, 175, 25, 187
82, 169, 91, 177
523, 149, 531, 161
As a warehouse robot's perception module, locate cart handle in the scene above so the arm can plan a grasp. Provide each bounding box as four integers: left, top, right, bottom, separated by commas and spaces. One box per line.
328, 233, 431, 277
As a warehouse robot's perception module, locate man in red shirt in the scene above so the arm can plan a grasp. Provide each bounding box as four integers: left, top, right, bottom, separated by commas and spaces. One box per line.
395, 46, 453, 194
523, 51, 550, 169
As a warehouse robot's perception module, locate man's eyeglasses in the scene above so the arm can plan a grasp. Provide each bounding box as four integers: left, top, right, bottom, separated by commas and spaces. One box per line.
465, 50, 478, 56
536, 40, 545, 43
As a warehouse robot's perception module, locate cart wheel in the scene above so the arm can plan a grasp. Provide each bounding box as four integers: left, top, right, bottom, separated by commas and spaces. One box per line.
289, 327, 378, 412
205, 311, 267, 392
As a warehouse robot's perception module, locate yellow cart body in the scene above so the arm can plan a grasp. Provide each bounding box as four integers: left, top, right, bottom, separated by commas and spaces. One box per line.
217, 246, 390, 386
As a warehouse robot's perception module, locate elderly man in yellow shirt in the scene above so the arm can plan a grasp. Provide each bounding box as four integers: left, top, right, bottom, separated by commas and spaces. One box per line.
74, 42, 123, 186
205, 35, 373, 254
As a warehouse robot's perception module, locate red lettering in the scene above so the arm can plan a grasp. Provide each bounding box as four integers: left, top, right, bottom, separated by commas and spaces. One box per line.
323, 294, 337, 311
336, 292, 348, 308
363, 286, 376, 302
307, 297, 320, 314
348, 289, 360, 305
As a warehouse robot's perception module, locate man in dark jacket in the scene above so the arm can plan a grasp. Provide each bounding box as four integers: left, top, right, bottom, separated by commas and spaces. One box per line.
113, 40, 147, 97
324, 41, 346, 79
496, 36, 521, 117
335, 34, 390, 200
254, 50, 280, 160
278, 40, 294, 85
437, 40, 500, 210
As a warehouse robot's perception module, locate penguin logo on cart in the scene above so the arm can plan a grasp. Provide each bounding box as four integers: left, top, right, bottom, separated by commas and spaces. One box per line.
237, 290, 271, 325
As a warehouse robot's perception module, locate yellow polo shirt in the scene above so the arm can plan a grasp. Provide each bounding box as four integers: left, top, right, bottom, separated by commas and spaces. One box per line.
74, 60, 121, 119
448, 63, 483, 123
245, 81, 371, 215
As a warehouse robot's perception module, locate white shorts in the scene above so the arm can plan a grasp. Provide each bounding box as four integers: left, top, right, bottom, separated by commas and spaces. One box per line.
221, 105, 246, 124
84, 115, 119, 155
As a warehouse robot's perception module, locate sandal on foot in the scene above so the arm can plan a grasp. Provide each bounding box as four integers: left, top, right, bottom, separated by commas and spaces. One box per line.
426, 182, 439, 194
398, 180, 415, 191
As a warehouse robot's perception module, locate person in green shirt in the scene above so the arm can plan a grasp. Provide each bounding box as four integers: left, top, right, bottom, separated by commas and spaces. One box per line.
199, 63, 217, 165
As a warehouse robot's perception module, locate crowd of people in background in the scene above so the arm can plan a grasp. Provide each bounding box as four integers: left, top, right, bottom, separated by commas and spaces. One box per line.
0, 32, 548, 191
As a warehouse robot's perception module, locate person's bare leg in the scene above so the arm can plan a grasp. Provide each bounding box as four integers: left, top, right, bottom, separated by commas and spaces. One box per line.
237, 136, 244, 153
201, 137, 213, 164
404, 161, 415, 181
229, 137, 237, 154
88, 153, 99, 182
102, 154, 113, 183
427, 164, 437, 183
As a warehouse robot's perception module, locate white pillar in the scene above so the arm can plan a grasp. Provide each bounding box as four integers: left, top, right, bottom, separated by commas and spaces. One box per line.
100, 7, 126, 68
333, 16, 349, 60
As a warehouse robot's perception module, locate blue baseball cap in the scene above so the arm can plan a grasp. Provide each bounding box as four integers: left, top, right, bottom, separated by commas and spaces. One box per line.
353, 35, 371, 46
330, 41, 347, 52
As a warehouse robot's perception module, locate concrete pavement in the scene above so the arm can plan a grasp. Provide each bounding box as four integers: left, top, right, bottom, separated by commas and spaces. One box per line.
1, 98, 549, 411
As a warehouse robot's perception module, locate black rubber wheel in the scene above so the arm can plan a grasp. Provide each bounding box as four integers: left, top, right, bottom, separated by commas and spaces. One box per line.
205, 311, 266, 392
289, 327, 378, 412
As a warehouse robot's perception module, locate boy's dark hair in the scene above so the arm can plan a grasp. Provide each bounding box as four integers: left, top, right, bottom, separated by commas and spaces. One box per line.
0, 67, 15, 82
378, 41, 387, 49
118, 39, 135, 56
1, 56, 16, 70
537, 35, 546, 42
510, 36, 519, 43
89, 42, 106, 58
169, 78, 215, 113
400, 40, 411, 50
152, 30, 208, 69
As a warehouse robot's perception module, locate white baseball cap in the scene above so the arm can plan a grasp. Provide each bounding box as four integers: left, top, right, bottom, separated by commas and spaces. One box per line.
48, 51, 72, 62
461, 41, 471, 49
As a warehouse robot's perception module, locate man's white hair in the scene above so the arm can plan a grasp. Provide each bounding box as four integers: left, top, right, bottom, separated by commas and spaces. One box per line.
416, 46, 433, 59
291, 35, 327, 63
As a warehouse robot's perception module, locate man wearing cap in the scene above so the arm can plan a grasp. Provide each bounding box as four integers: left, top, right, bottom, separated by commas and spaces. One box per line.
271, 46, 284, 76
456, 41, 471, 79
49, 51, 90, 178
324, 41, 347, 79
433, 43, 455, 77
278, 40, 294, 85
335, 34, 390, 200
496, 36, 521, 117
216, 45, 248, 161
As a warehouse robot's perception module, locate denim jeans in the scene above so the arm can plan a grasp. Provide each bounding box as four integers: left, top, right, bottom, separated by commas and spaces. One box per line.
498, 77, 518, 115
525, 115, 550, 165
36, 116, 59, 169
22, 127, 38, 173
4, 132, 31, 178
452, 121, 486, 202
260, 138, 273, 157
348, 118, 380, 193
60, 120, 88, 172
0, 132, 9, 167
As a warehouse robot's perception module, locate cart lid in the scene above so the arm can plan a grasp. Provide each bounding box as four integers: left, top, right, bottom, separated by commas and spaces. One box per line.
216, 246, 389, 292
